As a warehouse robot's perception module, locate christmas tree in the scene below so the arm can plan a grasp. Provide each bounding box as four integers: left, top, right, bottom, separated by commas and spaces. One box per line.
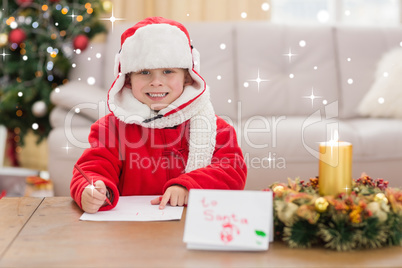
0, 0, 108, 147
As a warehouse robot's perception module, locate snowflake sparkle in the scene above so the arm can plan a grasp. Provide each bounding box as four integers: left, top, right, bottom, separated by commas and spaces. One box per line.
68, 10, 77, 22
248, 69, 269, 92
302, 88, 322, 108
100, 7, 125, 32
85, 178, 96, 197
62, 143, 72, 154
283, 48, 297, 63
1, 48, 10, 61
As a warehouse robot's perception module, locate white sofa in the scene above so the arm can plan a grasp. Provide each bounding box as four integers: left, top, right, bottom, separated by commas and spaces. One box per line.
49, 22, 402, 196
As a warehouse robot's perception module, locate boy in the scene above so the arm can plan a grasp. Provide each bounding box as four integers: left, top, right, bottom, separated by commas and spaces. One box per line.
70, 17, 247, 213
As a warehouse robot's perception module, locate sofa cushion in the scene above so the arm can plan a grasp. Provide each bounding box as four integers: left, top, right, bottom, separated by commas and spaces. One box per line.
357, 48, 402, 119
185, 22, 237, 120
335, 25, 402, 118
344, 118, 402, 161
235, 23, 339, 118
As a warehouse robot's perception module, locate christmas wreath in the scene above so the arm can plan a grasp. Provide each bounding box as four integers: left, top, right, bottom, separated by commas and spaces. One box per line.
268, 175, 402, 251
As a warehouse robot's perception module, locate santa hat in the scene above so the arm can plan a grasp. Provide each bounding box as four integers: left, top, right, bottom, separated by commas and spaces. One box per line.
107, 17, 217, 173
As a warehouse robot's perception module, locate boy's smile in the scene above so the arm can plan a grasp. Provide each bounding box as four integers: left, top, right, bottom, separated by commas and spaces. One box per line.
129, 68, 194, 111
147, 92, 168, 98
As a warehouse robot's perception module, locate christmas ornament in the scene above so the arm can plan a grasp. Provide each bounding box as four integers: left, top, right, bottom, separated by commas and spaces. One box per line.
73, 34, 89, 51
9, 28, 27, 45
0, 34, 8, 47
374, 193, 388, 204
15, 0, 33, 7
32, 100, 47, 117
102, 0, 113, 12
273, 185, 285, 193
62, 43, 74, 58
315, 197, 329, 213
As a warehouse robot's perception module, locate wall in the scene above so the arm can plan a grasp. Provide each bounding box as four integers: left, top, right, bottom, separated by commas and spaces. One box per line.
111, 0, 271, 22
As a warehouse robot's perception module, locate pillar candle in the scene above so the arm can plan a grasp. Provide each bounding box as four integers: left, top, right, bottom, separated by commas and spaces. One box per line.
319, 140, 352, 196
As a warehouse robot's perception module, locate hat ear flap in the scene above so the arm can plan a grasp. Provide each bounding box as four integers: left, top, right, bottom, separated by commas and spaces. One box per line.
192, 48, 200, 73
114, 53, 121, 77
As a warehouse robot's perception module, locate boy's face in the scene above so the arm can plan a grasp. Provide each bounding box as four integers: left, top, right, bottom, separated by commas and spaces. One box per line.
129, 68, 194, 111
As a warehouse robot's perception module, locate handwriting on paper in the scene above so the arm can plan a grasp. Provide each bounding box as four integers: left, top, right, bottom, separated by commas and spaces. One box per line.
200, 197, 249, 243
183, 190, 273, 251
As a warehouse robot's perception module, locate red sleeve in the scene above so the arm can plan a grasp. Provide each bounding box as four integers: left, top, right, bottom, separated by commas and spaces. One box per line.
162, 118, 247, 192
70, 115, 121, 211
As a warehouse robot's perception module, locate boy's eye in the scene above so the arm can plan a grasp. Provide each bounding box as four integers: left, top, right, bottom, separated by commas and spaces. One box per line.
139, 70, 150, 75
163, 70, 173, 74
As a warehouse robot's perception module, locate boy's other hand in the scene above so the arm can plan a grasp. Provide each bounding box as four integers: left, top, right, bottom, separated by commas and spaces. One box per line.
81, 180, 108, 213
150, 185, 189, 210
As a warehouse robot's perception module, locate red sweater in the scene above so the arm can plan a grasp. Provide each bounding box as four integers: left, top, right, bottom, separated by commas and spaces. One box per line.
70, 113, 247, 210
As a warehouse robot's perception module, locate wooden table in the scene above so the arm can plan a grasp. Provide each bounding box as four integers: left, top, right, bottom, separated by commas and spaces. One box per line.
1, 197, 402, 267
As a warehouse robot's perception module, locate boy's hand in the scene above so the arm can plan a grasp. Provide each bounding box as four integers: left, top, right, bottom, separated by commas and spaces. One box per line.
151, 185, 189, 210
81, 180, 108, 213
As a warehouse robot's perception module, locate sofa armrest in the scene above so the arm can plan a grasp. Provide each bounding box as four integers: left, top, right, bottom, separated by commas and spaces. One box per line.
50, 81, 108, 122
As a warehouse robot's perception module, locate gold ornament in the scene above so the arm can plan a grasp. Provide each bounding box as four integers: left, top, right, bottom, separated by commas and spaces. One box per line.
315, 197, 329, 213
273, 185, 285, 193
374, 193, 388, 204
102, 1, 113, 12
0, 33, 8, 47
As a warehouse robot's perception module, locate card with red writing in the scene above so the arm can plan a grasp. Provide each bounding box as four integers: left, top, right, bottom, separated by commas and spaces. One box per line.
183, 189, 273, 251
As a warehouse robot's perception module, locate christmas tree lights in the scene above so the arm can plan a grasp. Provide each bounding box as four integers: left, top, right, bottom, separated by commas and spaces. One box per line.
0, 0, 108, 146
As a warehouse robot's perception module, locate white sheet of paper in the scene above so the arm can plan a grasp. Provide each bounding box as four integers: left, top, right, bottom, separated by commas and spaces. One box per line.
183, 190, 273, 251
79, 196, 184, 221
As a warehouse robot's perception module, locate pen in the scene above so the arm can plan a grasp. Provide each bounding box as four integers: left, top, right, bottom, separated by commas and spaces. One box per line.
74, 164, 112, 206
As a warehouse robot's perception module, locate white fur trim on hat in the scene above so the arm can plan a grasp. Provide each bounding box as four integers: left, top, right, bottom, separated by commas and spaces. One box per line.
192, 48, 201, 73
113, 53, 120, 77
120, 24, 193, 74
